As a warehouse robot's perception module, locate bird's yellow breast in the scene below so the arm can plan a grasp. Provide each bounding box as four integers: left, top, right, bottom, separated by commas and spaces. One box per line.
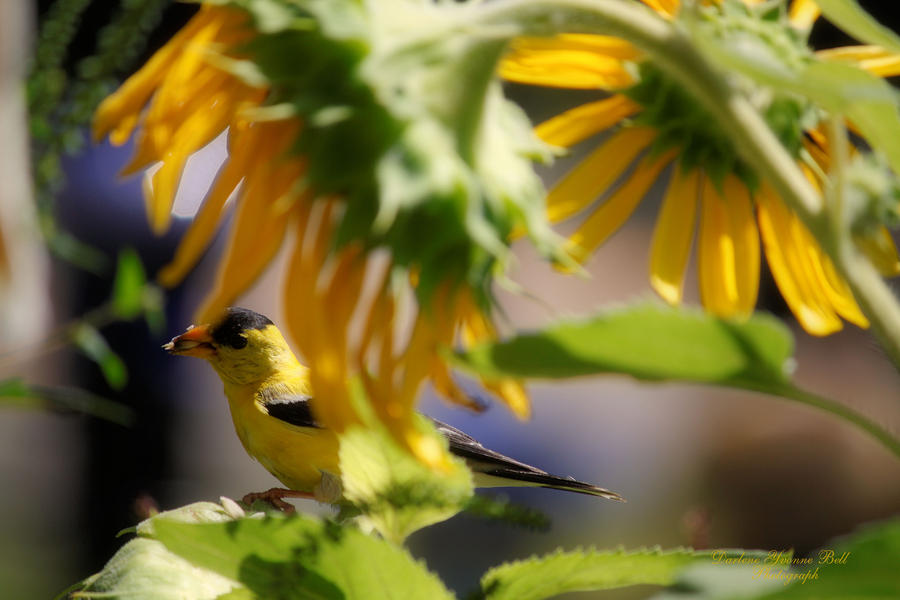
224, 378, 340, 493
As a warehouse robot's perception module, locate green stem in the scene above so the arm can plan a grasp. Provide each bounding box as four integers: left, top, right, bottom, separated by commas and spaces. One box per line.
475, 0, 900, 372
749, 383, 900, 460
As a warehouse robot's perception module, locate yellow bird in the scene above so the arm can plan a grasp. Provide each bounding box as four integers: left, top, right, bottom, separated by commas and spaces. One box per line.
164, 307, 623, 509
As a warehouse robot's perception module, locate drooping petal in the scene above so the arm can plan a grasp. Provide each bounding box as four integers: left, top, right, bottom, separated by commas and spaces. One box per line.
535, 95, 641, 148
457, 293, 530, 419
756, 186, 843, 335
196, 131, 305, 322
817, 257, 869, 328
143, 90, 235, 234
650, 166, 700, 305
283, 202, 365, 433
92, 6, 219, 141
804, 236, 869, 328
566, 149, 675, 264
157, 121, 257, 287
546, 127, 656, 224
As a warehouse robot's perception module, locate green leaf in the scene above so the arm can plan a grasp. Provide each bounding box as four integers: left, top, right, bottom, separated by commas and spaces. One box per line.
216, 589, 259, 600
653, 518, 900, 599
453, 303, 900, 459
68, 538, 241, 600
454, 303, 792, 386
339, 424, 473, 544
0, 377, 134, 424
759, 518, 900, 600
0, 378, 31, 401
480, 547, 765, 600
71, 322, 128, 390
815, 0, 900, 55
153, 513, 454, 600
135, 501, 242, 538
112, 248, 147, 319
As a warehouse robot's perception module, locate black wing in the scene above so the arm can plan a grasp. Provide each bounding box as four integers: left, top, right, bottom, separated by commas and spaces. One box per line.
431, 417, 624, 501
261, 394, 322, 429
430, 418, 540, 472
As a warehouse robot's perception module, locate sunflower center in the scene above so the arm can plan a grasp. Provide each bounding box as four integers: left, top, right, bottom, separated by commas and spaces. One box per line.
623, 0, 817, 187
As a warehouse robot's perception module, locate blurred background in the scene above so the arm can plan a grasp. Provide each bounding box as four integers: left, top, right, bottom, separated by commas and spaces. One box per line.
2, 1, 900, 598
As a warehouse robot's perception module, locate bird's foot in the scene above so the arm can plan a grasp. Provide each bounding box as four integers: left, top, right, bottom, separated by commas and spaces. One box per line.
241, 488, 314, 514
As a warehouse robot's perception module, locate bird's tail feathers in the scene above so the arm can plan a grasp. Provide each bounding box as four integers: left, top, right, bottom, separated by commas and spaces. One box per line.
484, 469, 625, 502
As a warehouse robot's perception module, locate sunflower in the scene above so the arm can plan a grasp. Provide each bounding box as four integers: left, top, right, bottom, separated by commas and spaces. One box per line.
501, 0, 900, 336
94, 3, 527, 466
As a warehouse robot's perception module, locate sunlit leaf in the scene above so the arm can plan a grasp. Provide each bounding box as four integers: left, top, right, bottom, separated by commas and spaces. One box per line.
339, 425, 473, 543
153, 514, 454, 600
453, 303, 900, 458
454, 303, 792, 387
68, 538, 241, 600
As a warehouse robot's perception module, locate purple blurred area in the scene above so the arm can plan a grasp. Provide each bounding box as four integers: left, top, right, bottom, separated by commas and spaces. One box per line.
3, 2, 900, 599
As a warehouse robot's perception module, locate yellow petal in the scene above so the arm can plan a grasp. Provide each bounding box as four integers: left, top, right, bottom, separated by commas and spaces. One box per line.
756, 188, 842, 335
698, 177, 739, 316
723, 176, 760, 314
430, 359, 485, 413
650, 166, 700, 305
856, 226, 900, 276
817, 45, 900, 77
506, 34, 640, 60
500, 35, 639, 90
566, 149, 675, 263
195, 164, 300, 322
789, 0, 821, 30
802, 136, 829, 172
546, 127, 656, 224
804, 237, 869, 328
144, 92, 235, 234
157, 121, 258, 287
535, 95, 640, 148
500, 54, 635, 90
92, 6, 215, 141
855, 54, 900, 78
641, 0, 679, 18
818, 257, 869, 328
282, 200, 317, 360
482, 378, 530, 419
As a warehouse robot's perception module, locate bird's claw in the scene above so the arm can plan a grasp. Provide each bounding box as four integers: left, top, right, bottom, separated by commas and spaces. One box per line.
241, 487, 314, 514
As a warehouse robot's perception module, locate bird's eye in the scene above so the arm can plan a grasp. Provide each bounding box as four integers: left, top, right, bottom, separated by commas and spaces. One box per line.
231, 335, 248, 350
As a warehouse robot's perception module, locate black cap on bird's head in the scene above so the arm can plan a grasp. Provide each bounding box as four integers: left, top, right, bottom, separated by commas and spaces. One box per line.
163, 307, 274, 357
164, 307, 296, 384
210, 307, 274, 349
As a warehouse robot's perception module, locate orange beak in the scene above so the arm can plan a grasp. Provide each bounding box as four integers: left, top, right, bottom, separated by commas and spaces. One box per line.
163, 324, 216, 358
